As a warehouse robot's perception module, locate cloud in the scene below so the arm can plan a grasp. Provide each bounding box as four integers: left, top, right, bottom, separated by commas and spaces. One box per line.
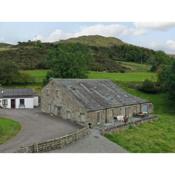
74, 24, 140, 37
138, 40, 175, 54
32, 23, 145, 42
33, 23, 175, 43
31, 23, 175, 54
166, 40, 175, 52
33, 29, 72, 42
134, 22, 175, 31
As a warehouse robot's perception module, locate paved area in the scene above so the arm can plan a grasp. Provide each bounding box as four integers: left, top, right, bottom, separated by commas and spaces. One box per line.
51, 129, 127, 153
0, 108, 79, 153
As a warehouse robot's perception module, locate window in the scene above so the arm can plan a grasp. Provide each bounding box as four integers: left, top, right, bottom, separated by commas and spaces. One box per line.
19, 99, 25, 106
66, 111, 71, 119
56, 89, 60, 97
141, 104, 148, 113
2, 99, 8, 106
46, 88, 49, 96
97, 112, 100, 123
80, 113, 85, 122
48, 104, 51, 113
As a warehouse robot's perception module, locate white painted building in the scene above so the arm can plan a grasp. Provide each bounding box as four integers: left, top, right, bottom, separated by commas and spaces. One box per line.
0, 88, 39, 109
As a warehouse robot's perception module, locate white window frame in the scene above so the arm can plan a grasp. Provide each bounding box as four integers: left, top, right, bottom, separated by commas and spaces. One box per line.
2, 99, 8, 106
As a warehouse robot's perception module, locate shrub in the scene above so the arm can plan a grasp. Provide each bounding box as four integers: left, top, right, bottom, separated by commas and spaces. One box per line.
138, 79, 160, 94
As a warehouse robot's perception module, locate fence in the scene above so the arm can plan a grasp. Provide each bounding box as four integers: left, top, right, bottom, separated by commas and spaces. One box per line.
16, 127, 89, 153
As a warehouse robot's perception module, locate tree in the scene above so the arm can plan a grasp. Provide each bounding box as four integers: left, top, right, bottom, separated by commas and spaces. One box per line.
158, 61, 175, 100
0, 61, 20, 85
44, 43, 92, 84
150, 51, 172, 72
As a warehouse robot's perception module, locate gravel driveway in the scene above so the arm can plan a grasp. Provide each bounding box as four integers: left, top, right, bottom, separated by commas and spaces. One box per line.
0, 108, 79, 153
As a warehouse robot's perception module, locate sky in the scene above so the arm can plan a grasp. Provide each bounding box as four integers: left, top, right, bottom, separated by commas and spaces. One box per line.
1, 22, 175, 54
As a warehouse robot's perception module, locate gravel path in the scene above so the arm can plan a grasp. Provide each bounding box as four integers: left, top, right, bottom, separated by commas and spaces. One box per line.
0, 108, 78, 153
51, 129, 127, 153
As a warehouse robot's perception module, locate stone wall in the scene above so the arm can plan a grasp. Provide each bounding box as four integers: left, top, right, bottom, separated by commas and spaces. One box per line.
100, 115, 158, 135
87, 103, 153, 127
16, 127, 89, 153
41, 80, 87, 126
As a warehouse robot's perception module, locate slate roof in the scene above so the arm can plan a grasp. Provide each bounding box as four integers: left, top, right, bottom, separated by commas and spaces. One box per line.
0, 88, 35, 98
53, 79, 147, 111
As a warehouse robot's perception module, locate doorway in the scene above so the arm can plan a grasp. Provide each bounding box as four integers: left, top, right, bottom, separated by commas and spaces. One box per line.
105, 110, 108, 123
11, 99, 16, 108
141, 104, 148, 113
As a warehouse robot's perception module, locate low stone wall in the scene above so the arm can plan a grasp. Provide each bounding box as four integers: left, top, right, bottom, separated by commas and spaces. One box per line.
16, 127, 89, 153
101, 115, 158, 135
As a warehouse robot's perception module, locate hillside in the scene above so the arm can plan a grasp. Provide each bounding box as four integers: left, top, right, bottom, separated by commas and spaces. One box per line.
0, 35, 173, 72
0, 43, 14, 51
169, 54, 175, 58
0, 43, 13, 47
59, 35, 124, 47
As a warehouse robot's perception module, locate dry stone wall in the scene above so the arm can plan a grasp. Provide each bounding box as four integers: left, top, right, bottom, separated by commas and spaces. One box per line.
16, 127, 89, 153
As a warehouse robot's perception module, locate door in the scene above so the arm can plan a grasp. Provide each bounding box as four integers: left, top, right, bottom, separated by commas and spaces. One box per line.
54, 106, 62, 117
11, 99, 16, 108
105, 110, 108, 123
67, 111, 71, 119
141, 104, 148, 113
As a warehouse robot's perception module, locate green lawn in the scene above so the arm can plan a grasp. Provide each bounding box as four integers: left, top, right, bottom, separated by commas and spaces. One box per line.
21, 69, 48, 83
89, 71, 157, 82
19, 69, 49, 92
105, 83, 175, 152
0, 118, 21, 144
22, 69, 157, 83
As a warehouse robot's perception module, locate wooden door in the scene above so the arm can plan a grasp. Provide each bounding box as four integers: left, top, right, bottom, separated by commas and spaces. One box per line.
11, 99, 16, 108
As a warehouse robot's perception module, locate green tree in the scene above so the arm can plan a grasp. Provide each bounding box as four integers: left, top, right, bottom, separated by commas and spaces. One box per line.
158, 61, 175, 100
150, 51, 172, 72
44, 43, 92, 84
0, 61, 20, 85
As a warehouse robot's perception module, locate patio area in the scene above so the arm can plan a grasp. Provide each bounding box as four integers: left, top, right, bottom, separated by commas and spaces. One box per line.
100, 115, 158, 134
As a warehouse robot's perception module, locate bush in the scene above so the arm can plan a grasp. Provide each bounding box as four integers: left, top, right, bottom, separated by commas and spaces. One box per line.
138, 79, 160, 94
158, 61, 175, 100
0, 61, 20, 85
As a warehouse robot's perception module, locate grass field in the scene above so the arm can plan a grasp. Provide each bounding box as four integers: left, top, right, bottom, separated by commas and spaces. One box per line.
10, 69, 175, 152
117, 61, 151, 72
105, 83, 175, 152
20, 70, 157, 92
89, 71, 157, 82
21, 69, 48, 83
0, 118, 21, 144
22, 69, 157, 84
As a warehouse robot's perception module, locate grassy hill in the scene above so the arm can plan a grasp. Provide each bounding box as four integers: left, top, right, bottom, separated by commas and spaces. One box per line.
0, 43, 13, 47
117, 61, 151, 72
59, 35, 124, 47
0, 43, 14, 51
0, 35, 172, 72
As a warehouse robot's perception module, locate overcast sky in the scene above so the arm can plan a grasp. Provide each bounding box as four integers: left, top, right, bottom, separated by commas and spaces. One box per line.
1, 22, 175, 54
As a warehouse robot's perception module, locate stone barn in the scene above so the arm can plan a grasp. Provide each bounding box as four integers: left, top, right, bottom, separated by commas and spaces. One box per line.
41, 79, 153, 127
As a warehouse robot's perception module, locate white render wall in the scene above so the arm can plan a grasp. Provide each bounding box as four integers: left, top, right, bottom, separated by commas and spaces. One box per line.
0, 97, 35, 109
33, 96, 39, 107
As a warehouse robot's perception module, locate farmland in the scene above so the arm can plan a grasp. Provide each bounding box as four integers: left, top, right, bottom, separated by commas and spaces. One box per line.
105, 83, 175, 152
19, 69, 175, 152
21, 69, 157, 84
